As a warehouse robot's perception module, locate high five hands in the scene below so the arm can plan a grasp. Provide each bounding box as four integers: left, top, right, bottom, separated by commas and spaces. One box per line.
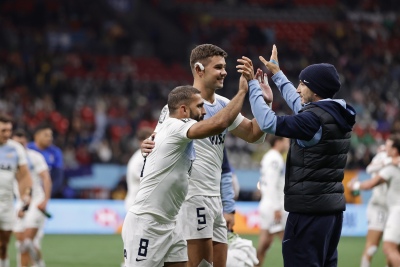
259, 44, 281, 75
236, 54, 274, 104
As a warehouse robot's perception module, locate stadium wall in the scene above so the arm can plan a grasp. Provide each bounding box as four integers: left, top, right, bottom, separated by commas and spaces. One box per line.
44, 200, 368, 236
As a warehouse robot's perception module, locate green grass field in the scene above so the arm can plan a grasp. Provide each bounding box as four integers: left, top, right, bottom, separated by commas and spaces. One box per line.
8, 234, 386, 267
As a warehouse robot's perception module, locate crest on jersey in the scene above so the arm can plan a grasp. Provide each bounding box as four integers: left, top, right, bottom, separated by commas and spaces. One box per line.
181, 118, 192, 123
158, 106, 168, 124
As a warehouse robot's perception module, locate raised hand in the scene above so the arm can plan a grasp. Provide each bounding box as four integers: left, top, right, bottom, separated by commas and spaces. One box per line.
259, 44, 280, 75
255, 68, 273, 104
236, 56, 255, 81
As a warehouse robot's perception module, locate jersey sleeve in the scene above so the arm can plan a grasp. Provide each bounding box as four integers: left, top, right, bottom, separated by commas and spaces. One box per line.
154, 104, 170, 133
378, 165, 396, 182
174, 119, 198, 141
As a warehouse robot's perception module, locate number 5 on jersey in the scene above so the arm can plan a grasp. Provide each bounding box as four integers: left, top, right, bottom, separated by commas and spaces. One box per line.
196, 207, 207, 231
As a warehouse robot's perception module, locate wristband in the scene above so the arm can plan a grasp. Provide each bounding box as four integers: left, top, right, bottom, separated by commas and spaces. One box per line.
352, 181, 361, 191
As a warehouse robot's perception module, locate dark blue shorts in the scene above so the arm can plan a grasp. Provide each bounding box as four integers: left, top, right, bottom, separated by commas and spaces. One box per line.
282, 212, 343, 267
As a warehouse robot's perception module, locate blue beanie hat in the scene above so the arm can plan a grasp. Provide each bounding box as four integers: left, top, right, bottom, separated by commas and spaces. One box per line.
299, 63, 341, 99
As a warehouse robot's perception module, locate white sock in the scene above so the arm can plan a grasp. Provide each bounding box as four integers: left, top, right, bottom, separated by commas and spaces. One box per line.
23, 239, 39, 263
0, 258, 10, 267
360, 255, 370, 267
38, 259, 46, 267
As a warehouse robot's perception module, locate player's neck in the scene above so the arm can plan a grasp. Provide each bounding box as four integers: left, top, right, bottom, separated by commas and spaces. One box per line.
193, 81, 215, 103
35, 141, 46, 150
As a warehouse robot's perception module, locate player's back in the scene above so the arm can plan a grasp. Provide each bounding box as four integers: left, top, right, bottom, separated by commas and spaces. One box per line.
369, 151, 389, 206
26, 149, 48, 202
130, 117, 196, 223
259, 149, 285, 206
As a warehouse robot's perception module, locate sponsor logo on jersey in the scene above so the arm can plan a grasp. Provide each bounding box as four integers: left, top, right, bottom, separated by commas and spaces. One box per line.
209, 133, 225, 145
0, 164, 12, 171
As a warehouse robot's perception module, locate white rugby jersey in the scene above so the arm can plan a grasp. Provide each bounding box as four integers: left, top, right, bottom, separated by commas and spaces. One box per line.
366, 151, 388, 206
155, 94, 244, 199
259, 149, 285, 210
27, 149, 48, 203
124, 149, 143, 210
0, 139, 28, 209
130, 117, 197, 223
379, 164, 400, 208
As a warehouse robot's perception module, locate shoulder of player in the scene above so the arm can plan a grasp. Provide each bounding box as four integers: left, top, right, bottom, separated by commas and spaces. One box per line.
214, 93, 230, 105
6, 139, 25, 150
179, 118, 196, 123
49, 144, 62, 153
261, 150, 283, 164
165, 117, 195, 125
27, 149, 45, 160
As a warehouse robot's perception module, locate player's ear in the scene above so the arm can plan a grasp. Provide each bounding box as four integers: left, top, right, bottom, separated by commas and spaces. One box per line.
180, 105, 188, 115
194, 62, 205, 76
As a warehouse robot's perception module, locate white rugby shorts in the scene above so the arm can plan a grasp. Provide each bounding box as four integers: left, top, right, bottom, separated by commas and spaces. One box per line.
383, 207, 400, 244
259, 204, 288, 234
122, 212, 187, 267
179, 195, 228, 244
366, 202, 388, 231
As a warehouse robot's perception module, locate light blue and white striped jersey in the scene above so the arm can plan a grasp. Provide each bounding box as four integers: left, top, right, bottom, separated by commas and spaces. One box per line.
0, 139, 27, 210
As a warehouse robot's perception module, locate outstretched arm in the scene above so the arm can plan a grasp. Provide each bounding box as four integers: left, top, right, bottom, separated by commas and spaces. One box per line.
229, 62, 270, 143
260, 45, 302, 114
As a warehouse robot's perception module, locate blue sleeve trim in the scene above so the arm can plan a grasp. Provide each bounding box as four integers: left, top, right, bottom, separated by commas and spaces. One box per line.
221, 148, 232, 174
248, 79, 277, 134
220, 171, 235, 213
271, 71, 302, 113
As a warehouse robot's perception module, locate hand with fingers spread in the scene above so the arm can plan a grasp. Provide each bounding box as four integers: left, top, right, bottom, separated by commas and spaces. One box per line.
255, 68, 273, 104
236, 56, 255, 81
259, 44, 281, 75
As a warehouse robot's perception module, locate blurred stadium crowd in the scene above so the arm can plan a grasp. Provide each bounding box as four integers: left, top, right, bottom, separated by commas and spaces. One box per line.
1, 0, 400, 173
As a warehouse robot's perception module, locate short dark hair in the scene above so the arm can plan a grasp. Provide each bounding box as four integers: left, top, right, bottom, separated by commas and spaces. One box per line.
0, 113, 13, 124
389, 134, 400, 154
33, 124, 52, 135
13, 128, 29, 138
168, 86, 201, 114
190, 44, 228, 70
269, 135, 286, 147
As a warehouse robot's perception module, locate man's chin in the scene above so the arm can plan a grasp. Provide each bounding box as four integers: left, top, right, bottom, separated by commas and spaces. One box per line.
215, 82, 224, 90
